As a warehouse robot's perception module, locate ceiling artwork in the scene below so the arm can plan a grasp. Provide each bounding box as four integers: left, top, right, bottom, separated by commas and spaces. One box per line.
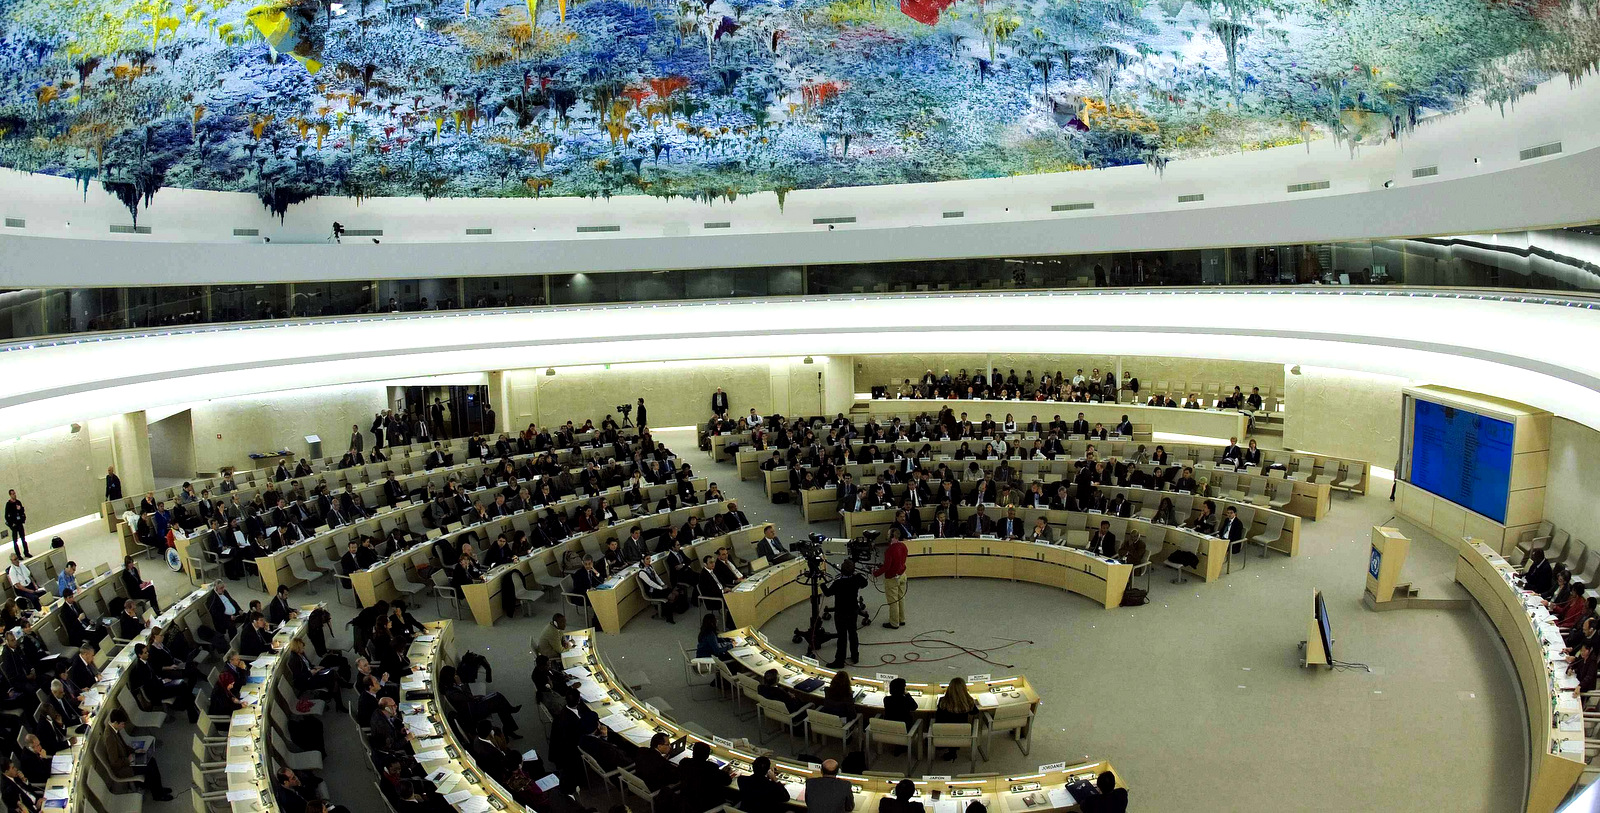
0, 0, 1595, 219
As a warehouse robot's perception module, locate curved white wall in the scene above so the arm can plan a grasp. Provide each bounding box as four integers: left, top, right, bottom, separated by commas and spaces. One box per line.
3, 289, 1599, 442
1, 77, 1597, 285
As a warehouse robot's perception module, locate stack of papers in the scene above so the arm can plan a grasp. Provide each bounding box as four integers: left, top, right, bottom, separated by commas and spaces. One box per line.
226, 762, 255, 774
49, 755, 72, 775
600, 713, 638, 733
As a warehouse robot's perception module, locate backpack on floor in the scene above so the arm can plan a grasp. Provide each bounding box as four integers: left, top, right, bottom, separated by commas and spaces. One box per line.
772, 491, 790, 504
1120, 587, 1148, 607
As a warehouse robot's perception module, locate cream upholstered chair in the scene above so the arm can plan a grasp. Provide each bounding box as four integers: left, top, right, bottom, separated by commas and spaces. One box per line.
867, 717, 922, 775
983, 702, 1036, 756
804, 708, 861, 756
1250, 513, 1287, 558
1331, 462, 1365, 498
925, 721, 982, 773
1243, 478, 1269, 505
756, 696, 811, 748
618, 767, 663, 813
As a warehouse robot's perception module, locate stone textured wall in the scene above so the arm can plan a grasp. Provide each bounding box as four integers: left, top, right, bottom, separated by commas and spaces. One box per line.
502, 360, 777, 431
1282, 365, 1407, 465
0, 424, 98, 530
188, 383, 392, 474
1543, 418, 1600, 536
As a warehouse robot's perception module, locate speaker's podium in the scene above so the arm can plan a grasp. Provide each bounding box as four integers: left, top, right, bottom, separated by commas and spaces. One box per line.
1364, 526, 1412, 610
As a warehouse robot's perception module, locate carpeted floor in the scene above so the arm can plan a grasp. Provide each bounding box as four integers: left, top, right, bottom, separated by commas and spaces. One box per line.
60, 427, 1523, 813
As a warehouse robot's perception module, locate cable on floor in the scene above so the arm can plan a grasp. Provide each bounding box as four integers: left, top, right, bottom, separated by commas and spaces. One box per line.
863, 629, 1035, 670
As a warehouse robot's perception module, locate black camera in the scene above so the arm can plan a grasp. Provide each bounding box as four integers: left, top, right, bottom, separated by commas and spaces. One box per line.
848, 530, 879, 563
617, 404, 632, 415
794, 533, 828, 561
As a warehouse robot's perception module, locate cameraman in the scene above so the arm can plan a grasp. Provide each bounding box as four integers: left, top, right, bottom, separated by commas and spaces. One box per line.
824, 559, 868, 668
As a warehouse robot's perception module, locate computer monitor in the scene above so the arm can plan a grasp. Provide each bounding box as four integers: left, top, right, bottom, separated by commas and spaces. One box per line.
1315, 590, 1334, 663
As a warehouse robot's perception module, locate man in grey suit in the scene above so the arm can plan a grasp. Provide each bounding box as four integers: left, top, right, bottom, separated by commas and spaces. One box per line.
805, 759, 854, 813
349, 424, 364, 453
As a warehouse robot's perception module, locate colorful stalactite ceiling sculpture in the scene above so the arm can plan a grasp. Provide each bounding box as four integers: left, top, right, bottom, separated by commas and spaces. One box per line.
1, 0, 1595, 219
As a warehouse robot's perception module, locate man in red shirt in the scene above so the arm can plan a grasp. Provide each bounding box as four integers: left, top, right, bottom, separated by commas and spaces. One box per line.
874, 527, 909, 629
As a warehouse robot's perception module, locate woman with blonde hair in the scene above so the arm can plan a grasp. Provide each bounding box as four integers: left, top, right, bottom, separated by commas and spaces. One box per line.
934, 677, 978, 760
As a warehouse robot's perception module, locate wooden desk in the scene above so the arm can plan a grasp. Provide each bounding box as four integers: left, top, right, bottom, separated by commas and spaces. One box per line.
1455, 540, 1585, 813
835, 485, 1300, 559
585, 524, 772, 633
713, 432, 754, 463
801, 486, 840, 523
724, 627, 1040, 714
227, 605, 323, 812
727, 538, 1132, 623
405, 622, 524, 812
560, 629, 1118, 811
735, 448, 767, 480
763, 468, 791, 501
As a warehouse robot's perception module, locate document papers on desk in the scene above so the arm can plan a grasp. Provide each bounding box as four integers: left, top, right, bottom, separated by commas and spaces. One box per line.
226, 790, 259, 803
48, 756, 72, 775
931, 799, 961, 813
403, 714, 435, 736
576, 679, 608, 703
600, 712, 638, 734
1046, 787, 1078, 809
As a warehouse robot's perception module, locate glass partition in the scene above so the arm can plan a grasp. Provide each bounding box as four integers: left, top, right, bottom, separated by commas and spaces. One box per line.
1, 226, 1597, 343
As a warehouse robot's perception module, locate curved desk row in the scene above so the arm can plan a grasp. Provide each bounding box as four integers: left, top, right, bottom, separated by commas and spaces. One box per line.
839, 490, 1300, 560
855, 399, 1247, 443
63, 582, 213, 813
108, 427, 641, 530
560, 629, 1117, 810
723, 627, 1040, 715
1455, 540, 1586, 813
349, 479, 712, 610
749, 438, 1149, 496
583, 524, 773, 633
224, 467, 701, 598
125, 435, 644, 559
400, 621, 532, 811
794, 454, 1323, 524
727, 538, 1134, 622
223, 604, 325, 812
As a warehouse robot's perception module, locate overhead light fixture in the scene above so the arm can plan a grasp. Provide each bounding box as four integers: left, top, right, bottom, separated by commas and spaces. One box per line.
545, 367, 555, 376
803, 356, 814, 364
1382, 180, 1393, 188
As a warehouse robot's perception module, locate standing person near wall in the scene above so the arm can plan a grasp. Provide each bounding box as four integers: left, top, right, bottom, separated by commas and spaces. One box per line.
4, 491, 26, 558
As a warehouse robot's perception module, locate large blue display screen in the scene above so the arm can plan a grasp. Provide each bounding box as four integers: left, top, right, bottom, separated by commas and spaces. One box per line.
1409, 399, 1515, 523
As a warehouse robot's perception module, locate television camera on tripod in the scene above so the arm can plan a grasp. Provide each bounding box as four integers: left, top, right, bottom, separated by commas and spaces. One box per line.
790, 531, 881, 656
